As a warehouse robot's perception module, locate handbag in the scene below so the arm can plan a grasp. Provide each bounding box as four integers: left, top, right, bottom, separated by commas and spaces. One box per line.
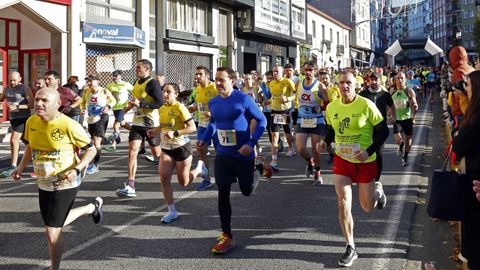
427, 148, 467, 221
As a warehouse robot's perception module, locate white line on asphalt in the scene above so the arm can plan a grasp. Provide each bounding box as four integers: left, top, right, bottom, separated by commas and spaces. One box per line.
31, 190, 199, 270
371, 100, 432, 269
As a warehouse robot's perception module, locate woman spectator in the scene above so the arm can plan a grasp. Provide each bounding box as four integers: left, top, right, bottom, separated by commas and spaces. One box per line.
452, 70, 480, 270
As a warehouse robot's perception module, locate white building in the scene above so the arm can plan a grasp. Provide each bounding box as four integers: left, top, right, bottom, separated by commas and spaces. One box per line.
306, 4, 351, 69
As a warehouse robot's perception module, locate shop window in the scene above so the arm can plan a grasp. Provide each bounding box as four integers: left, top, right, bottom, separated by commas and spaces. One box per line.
276, 56, 283, 66
0, 20, 5, 47
110, 8, 134, 21
86, 0, 136, 23
8, 22, 17, 47
167, 0, 208, 35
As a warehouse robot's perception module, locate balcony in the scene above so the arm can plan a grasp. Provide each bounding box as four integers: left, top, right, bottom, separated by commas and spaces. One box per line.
322, 40, 331, 52
337, 45, 344, 56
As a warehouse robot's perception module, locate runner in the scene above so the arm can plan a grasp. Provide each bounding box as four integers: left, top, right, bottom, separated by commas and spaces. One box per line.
104, 70, 134, 152
12, 88, 103, 270
425, 67, 436, 103
359, 72, 396, 189
317, 70, 388, 267
44, 70, 82, 122
268, 65, 296, 170
392, 72, 418, 166
0, 71, 34, 177
81, 75, 116, 174
318, 69, 339, 164
197, 67, 266, 254
115, 59, 164, 197
294, 61, 328, 186
147, 83, 207, 223
189, 66, 218, 191
406, 70, 422, 102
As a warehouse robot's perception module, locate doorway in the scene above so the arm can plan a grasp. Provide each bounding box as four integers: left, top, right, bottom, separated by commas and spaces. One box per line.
22, 50, 51, 93
244, 53, 256, 74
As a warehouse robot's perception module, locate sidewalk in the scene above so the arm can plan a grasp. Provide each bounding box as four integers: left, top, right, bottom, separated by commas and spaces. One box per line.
405, 96, 459, 270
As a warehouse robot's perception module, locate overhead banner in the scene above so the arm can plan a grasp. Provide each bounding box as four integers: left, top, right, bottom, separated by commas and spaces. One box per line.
82, 23, 145, 48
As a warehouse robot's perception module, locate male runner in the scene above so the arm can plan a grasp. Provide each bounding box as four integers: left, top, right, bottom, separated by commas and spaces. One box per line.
12, 88, 103, 270
105, 70, 134, 151
392, 72, 418, 166
198, 67, 266, 254
294, 61, 328, 186
318, 71, 388, 267
0, 71, 34, 177
189, 66, 218, 191
115, 59, 164, 197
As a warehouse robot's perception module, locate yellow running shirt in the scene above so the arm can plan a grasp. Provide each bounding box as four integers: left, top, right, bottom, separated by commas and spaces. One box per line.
159, 101, 192, 150
327, 85, 340, 102
268, 78, 295, 111
325, 96, 384, 163
132, 78, 159, 128
195, 81, 218, 128
24, 114, 91, 191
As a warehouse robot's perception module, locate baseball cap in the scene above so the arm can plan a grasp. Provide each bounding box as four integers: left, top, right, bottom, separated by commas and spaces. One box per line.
407, 70, 415, 76
112, 70, 123, 76
85, 74, 100, 81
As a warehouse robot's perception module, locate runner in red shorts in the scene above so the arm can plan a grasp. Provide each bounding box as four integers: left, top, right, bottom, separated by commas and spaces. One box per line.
317, 71, 389, 267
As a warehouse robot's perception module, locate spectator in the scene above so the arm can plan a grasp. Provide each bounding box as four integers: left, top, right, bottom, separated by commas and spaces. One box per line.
452, 70, 480, 270
44, 70, 82, 123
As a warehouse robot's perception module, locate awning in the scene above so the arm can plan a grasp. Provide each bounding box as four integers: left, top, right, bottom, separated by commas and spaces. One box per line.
385, 40, 402, 56
424, 38, 444, 56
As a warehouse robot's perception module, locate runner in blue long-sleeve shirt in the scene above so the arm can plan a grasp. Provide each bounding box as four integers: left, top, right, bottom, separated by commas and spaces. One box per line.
197, 67, 267, 255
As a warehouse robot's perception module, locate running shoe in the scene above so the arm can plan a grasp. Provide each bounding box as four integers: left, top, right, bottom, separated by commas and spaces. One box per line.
212, 232, 237, 254
102, 145, 116, 152
199, 162, 209, 179
338, 245, 358, 267
197, 178, 214, 191
161, 211, 178, 223
144, 155, 158, 164
107, 132, 119, 144
375, 182, 387, 210
312, 171, 323, 186
286, 148, 296, 157
402, 156, 408, 167
252, 168, 261, 193
305, 160, 314, 178
91, 197, 104, 224
86, 164, 99, 175
270, 160, 280, 171
116, 183, 137, 198
30, 172, 37, 178
138, 147, 147, 155
1, 165, 16, 177
257, 146, 263, 154
115, 136, 121, 144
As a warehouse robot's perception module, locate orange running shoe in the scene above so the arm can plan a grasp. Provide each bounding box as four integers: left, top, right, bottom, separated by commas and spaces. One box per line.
211, 233, 237, 254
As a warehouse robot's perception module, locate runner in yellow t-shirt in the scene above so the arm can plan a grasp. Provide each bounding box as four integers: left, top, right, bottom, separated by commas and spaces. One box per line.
267, 65, 296, 170
12, 88, 103, 270
188, 66, 218, 191
147, 83, 207, 223
316, 71, 388, 267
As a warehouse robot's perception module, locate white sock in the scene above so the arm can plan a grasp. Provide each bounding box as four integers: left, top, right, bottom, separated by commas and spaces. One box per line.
348, 243, 355, 249
197, 160, 204, 170
167, 204, 176, 213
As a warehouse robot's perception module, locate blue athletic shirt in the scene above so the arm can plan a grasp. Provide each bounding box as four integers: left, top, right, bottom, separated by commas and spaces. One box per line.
201, 90, 267, 160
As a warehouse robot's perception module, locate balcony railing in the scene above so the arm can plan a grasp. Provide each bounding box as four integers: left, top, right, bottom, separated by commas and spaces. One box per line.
337, 45, 344, 56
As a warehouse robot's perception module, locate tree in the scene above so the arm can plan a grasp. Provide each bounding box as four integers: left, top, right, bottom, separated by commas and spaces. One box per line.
473, 15, 480, 52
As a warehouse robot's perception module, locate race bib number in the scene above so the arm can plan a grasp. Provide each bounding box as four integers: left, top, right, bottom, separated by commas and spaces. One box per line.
217, 129, 237, 146
34, 161, 57, 182
198, 118, 209, 128
337, 143, 360, 160
273, 114, 287, 125
197, 102, 208, 113
272, 95, 284, 102
394, 99, 407, 109
300, 118, 317, 128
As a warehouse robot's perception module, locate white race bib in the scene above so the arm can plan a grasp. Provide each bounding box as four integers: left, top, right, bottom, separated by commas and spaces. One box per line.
337, 143, 361, 160
273, 114, 287, 125
197, 102, 208, 113
394, 99, 407, 109
34, 160, 57, 182
217, 129, 237, 146
300, 118, 317, 128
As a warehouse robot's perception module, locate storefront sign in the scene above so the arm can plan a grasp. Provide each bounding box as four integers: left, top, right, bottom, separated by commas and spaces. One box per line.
264, 44, 283, 54
82, 23, 145, 48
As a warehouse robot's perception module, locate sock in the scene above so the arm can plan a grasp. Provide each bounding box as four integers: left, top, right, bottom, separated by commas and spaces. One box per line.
167, 204, 176, 213
348, 242, 356, 249
127, 180, 135, 189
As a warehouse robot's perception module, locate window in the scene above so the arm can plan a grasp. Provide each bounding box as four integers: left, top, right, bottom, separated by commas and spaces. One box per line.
86, 0, 136, 23
464, 12, 468, 18
167, 0, 208, 35
149, 0, 156, 59
470, 10, 474, 17
312, 20, 316, 38
321, 24, 325, 40
329, 28, 332, 41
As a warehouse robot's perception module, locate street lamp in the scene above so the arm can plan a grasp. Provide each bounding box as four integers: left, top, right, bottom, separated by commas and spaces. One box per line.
456, 30, 462, 46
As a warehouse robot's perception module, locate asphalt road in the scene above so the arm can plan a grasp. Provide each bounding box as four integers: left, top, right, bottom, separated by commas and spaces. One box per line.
0, 99, 455, 270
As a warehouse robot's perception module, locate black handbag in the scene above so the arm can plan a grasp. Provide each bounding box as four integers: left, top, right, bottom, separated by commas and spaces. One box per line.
427, 149, 467, 221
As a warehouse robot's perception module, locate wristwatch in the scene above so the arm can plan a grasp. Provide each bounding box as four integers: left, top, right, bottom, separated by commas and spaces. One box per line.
173, 131, 179, 137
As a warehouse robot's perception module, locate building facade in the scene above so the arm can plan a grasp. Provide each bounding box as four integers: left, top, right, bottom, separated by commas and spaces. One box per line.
459, 0, 477, 53
305, 4, 351, 69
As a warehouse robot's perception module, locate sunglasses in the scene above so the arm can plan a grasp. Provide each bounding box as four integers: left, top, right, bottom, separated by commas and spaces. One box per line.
304, 68, 314, 71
